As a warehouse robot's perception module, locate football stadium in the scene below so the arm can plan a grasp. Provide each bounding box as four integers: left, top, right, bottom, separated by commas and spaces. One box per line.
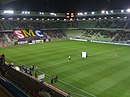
0, 0, 130, 97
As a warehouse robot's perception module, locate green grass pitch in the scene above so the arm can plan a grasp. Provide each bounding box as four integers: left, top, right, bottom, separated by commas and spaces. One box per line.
0, 40, 130, 97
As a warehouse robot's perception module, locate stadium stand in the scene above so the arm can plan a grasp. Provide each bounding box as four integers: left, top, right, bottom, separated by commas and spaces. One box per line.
0, 54, 70, 97
1, 9, 130, 96
0, 77, 28, 97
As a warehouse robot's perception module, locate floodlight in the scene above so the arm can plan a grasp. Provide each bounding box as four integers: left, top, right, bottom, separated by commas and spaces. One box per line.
25, 11, 28, 14
84, 12, 87, 15
70, 18, 73, 21
22, 11, 24, 14
101, 10, 105, 14
127, 9, 130, 12
8, 18, 13, 20
104, 17, 107, 19
121, 10, 124, 13
30, 18, 33, 20
36, 18, 39, 20
67, 13, 69, 15
28, 12, 30, 14
78, 13, 83, 16
91, 12, 95, 14
82, 18, 86, 20
106, 11, 109, 14
110, 10, 113, 13
50, 13, 56, 16
3, 10, 14, 14
23, 18, 26, 20
17, 18, 20, 20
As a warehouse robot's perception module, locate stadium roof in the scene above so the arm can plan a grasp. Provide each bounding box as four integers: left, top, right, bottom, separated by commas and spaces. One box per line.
0, 0, 16, 4
0, 0, 130, 13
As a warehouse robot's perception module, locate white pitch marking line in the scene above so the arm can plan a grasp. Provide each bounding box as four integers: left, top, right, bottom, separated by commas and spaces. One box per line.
38, 71, 97, 97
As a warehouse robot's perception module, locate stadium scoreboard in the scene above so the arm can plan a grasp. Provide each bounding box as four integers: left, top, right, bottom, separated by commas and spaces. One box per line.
66, 12, 75, 20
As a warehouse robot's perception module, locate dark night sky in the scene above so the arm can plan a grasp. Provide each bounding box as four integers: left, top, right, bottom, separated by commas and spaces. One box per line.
1, 0, 130, 12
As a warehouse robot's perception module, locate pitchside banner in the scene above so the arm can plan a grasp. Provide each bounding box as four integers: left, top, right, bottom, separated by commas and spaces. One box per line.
14, 30, 45, 39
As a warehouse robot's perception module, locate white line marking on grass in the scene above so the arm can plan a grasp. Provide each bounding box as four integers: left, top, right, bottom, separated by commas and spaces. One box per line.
89, 47, 123, 57
59, 80, 97, 97
5, 56, 26, 65
70, 92, 87, 97
39, 57, 81, 69
38, 71, 96, 97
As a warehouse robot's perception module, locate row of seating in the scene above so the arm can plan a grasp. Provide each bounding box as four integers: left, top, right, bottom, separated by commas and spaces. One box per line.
82, 30, 130, 42
0, 19, 130, 30
0, 77, 28, 97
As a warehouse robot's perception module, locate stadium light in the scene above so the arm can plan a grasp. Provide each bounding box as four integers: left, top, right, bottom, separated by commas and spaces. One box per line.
127, 9, 130, 12
22, 11, 24, 14
84, 12, 87, 15
21, 11, 30, 14
23, 18, 26, 20
101, 10, 105, 14
25, 11, 28, 14
121, 10, 124, 13
50, 13, 56, 16
17, 18, 20, 20
28, 12, 30, 14
88, 18, 91, 20
91, 12, 95, 14
36, 18, 39, 20
104, 17, 107, 19
106, 11, 109, 14
67, 13, 69, 15
8, 18, 13, 20
30, 18, 33, 20
39, 12, 44, 15
82, 18, 86, 20
3, 10, 14, 14
78, 12, 83, 16
110, 10, 113, 13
